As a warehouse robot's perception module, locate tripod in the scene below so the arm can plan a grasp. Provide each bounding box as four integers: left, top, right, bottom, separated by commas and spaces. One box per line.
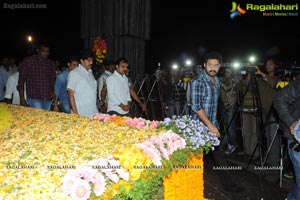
180, 80, 191, 116
131, 75, 149, 119
238, 74, 265, 168
259, 108, 292, 188
134, 71, 166, 120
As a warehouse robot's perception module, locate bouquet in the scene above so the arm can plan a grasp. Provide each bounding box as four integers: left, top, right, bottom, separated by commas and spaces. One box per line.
162, 115, 220, 152
92, 35, 107, 64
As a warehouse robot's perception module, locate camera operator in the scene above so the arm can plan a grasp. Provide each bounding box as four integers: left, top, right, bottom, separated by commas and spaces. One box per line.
273, 80, 300, 200
256, 58, 280, 166
219, 68, 239, 154
159, 67, 188, 118
239, 72, 259, 158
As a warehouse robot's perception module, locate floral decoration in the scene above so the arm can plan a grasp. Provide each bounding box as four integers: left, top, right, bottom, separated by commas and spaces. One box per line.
162, 115, 220, 152
92, 35, 107, 64
0, 104, 219, 200
0, 104, 12, 132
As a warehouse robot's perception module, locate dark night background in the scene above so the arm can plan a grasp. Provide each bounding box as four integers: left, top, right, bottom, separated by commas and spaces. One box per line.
1, 0, 299, 73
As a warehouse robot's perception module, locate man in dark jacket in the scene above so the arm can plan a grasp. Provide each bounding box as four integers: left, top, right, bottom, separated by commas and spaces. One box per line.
273, 80, 300, 200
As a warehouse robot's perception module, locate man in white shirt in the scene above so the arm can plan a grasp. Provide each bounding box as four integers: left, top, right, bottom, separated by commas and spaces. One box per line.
67, 50, 98, 117
106, 58, 131, 116
97, 60, 115, 113
4, 71, 27, 105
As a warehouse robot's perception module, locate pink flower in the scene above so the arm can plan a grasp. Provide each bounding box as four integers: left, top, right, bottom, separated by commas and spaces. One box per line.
104, 116, 112, 122
62, 173, 77, 195
93, 173, 106, 196
116, 168, 130, 181
128, 119, 138, 127
150, 121, 158, 129
159, 146, 170, 160
90, 113, 108, 120
136, 121, 146, 129
70, 179, 91, 200
80, 167, 98, 182
106, 172, 119, 183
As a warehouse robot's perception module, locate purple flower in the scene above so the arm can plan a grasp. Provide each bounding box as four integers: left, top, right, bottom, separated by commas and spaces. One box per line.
163, 117, 171, 125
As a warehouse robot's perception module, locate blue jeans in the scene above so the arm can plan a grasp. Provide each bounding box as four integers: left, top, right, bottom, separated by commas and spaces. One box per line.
59, 103, 71, 114
166, 99, 181, 118
27, 98, 52, 111
287, 139, 300, 200
223, 104, 237, 147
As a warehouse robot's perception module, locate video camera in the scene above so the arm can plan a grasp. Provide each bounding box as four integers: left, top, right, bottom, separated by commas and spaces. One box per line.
274, 65, 300, 77
240, 65, 258, 76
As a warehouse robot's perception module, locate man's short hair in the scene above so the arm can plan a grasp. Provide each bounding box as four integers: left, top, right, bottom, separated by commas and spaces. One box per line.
67, 56, 79, 64
80, 49, 94, 60
103, 59, 115, 67
115, 57, 128, 66
204, 51, 222, 64
37, 43, 50, 50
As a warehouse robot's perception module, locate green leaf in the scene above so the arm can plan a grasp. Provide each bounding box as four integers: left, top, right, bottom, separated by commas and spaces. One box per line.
20, 150, 32, 159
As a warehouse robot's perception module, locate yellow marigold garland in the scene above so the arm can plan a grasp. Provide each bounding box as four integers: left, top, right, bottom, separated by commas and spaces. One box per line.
163, 153, 204, 200
0, 103, 12, 132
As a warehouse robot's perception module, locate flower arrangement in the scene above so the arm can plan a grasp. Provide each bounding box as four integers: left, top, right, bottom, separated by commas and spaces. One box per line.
62, 156, 130, 200
1, 104, 218, 200
161, 115, 220, 152
0, 103, 12, 132
91, 114, 159, 130
61, 130, 187, 200
92, 35, 107, 64
0, 105, 161, 200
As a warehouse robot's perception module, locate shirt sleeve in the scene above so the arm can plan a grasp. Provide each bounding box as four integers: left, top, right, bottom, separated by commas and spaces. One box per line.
273, 81, 300, 128
97, 76, 105, 100
4, 75, 15, 99
67, 71, 79, 91
18, 59, 29, 91
191, 79, 204, 113
55, 74, 62, 97
50, 62, 56, 93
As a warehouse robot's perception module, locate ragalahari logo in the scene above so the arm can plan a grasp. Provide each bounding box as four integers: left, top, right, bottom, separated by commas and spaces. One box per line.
230, 2, 246, 19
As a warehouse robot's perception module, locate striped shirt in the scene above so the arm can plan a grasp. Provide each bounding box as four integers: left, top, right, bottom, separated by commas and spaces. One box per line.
191, 70, 220, 128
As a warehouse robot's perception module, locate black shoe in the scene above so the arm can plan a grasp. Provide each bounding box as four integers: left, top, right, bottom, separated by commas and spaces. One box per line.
223, 182, 244, 193
284, 171, 294, 179
224, 145, 237, 155
236, 151, 245, 156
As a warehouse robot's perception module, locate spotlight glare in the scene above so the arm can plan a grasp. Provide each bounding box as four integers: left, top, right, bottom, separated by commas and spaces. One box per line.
249, 56, 256, 63
27, 35, 33, 43
185, 59, 192, 66
232, 62, 240, 69
172, 64, 178, 70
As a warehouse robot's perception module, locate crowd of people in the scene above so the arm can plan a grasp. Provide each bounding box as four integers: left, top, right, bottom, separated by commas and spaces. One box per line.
0, 44, 146, 118
151, 52, 299, 198
1, 45, 299, 199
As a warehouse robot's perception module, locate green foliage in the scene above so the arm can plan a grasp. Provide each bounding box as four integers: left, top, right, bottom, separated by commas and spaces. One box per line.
112, 148, 202, 200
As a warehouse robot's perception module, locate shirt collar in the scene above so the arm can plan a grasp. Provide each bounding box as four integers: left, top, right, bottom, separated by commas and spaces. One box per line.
105, 70, 112, 75
114, 70, 125, 78
78, 64, 92, 73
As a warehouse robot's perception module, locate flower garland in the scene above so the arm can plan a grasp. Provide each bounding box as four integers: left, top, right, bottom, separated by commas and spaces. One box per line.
163, 153, 204, 200
92, 36, 107, 64
1, 104, 219, 200
0, 103, 12, 132
91, 114, 159, 130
